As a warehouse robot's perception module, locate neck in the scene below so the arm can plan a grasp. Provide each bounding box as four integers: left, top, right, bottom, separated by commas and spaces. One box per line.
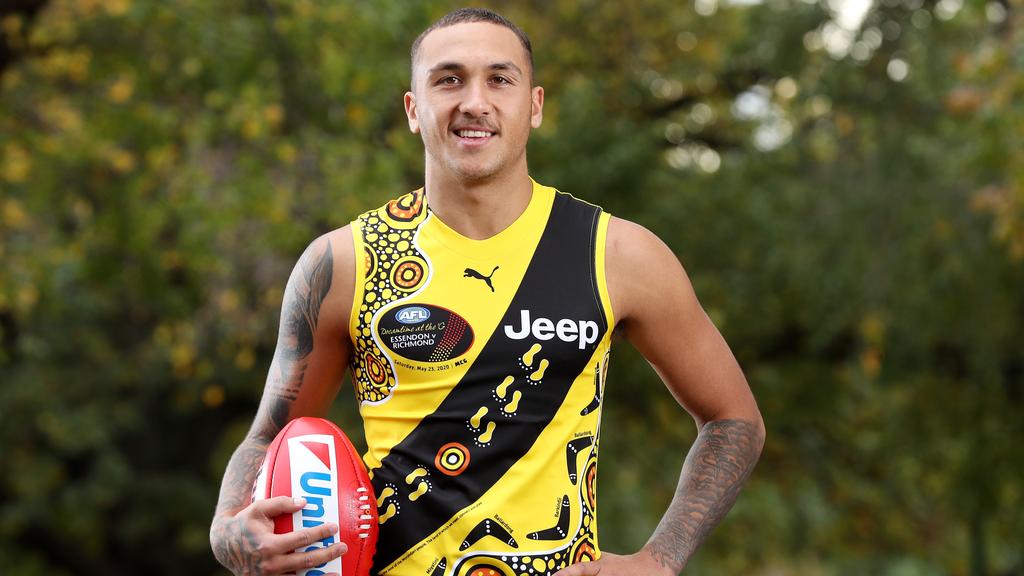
423, 159, 533, 241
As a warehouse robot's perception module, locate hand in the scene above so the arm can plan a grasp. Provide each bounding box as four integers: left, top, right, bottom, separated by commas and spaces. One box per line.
211, 496, 346, 576
552, 550, 675, 576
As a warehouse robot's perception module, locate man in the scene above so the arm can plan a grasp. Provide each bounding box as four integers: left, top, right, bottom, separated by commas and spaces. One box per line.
210, 8, 764, 576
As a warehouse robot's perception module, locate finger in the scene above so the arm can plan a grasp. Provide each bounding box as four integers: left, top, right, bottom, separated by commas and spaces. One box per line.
552, 561, 601, 576
253, 496, 307, 519
273, 541, 347, 573
270, 522, 341, 554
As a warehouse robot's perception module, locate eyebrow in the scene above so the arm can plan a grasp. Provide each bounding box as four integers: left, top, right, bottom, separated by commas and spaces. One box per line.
427, 61, 524, 78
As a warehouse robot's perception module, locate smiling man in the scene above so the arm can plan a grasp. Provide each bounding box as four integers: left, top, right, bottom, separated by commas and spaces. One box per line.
210, 8, 764, 576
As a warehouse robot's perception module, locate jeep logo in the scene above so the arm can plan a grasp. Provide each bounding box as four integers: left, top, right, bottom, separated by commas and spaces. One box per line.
503, 309, 599, 350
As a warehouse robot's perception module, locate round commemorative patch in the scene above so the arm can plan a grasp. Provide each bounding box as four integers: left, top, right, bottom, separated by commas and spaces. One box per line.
377, 303, 474, 362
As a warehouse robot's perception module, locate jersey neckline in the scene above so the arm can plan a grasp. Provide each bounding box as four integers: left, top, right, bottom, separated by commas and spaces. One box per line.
419, 178, 555, 261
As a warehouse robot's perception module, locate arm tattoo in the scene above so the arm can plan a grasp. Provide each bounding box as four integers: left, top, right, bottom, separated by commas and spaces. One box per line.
645, 419, 763, 573
212, 439, 272, 573
266, 238, 334, 403
211, 437, 274, 573
211, 238, 335, 573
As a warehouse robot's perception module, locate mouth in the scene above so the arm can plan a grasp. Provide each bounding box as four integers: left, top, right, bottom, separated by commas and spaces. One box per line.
452, 127, 497, 146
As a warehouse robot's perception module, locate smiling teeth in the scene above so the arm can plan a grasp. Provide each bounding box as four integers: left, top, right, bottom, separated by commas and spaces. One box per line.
457, 130, 492, 138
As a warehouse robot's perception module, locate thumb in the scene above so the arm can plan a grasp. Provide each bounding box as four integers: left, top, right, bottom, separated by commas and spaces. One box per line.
253, 495, 307, 519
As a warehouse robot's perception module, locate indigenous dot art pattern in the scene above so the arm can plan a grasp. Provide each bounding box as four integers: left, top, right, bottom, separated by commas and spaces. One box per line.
447, 448, 600, 576
352, 189, 429, 404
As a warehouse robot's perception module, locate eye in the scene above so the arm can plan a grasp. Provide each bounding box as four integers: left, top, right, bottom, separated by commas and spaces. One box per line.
437, 76, 461, 86
491, 75, 512, 85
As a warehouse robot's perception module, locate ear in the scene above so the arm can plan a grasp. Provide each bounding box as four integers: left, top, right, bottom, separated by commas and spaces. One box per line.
530, 85, 544, 129
404, 91, 420, 134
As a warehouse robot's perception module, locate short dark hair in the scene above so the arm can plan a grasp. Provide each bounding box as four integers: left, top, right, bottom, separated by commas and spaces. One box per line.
410, 8, 535, 84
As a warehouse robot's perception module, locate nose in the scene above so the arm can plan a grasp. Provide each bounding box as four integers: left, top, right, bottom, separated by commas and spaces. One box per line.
458, 78, 492, 117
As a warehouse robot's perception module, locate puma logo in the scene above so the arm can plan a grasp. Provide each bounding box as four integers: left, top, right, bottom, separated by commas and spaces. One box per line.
464, 266, 499, 292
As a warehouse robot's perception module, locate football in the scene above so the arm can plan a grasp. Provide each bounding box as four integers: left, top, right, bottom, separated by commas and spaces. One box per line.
252, 416, 378, 576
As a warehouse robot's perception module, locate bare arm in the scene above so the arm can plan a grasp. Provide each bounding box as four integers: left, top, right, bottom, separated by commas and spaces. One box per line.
210, 228, 356, 575
556, 217, 764, 576
644, 418, 762, 572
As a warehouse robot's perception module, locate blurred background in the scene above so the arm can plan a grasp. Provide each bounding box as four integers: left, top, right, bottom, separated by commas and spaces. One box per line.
1, 0, 1022, 574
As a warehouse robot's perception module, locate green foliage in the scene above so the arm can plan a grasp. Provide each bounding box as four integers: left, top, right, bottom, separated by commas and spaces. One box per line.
1, 0, 1021, 574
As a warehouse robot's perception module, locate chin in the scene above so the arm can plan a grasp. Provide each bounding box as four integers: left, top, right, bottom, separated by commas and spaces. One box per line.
448, 159, 505, 183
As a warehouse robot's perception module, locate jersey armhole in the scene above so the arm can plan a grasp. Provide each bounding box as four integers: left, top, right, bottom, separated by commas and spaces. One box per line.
594, 211, 615, 332
348, 220, 366, 347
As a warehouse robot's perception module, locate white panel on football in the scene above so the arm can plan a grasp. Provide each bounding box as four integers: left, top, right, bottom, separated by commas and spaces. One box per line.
288, 434, 344, 576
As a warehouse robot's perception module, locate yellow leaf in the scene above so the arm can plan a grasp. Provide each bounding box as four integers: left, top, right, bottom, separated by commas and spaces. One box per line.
153, 324, 172, 346
276, 142, 297, 164
1, 14, 23, 37
76, 0, 102, 15
2, 144, 31, 183
264, 287, 283, 306
347, 104, 368, 127
2, 68, 21, 90
235, 348, 255, 371
218, 290, 240, 312
242, 117, 262, 140
859, 313, 886, 346
204, 90, 226, 109
146, 145, 177, 171
835, 113, 855, 136
171, 343, 195, 377
105, 0, 132, 17
3, 199, 28, 227
40, 98, 83, 133
182, 57, 202, 77
109, 148, 136, 174
264, 104, 284, 128
40, 136, 60, 154
17, 285, 39, 311
202, 385, 226, 408
71, 50, 91, 83
107, 74, 135, 103
160, 250, 182, 270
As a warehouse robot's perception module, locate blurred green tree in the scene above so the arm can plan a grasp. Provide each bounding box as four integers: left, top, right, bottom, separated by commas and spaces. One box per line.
1, 1, 1020, 574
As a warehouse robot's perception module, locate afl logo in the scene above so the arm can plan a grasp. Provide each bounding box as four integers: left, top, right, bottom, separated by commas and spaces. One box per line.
396, 306, 430, 324
378, 303, 474, 363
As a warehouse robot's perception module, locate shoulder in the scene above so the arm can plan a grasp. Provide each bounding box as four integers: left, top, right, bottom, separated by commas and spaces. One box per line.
605, 216, 696, 328
606, 216, 673, 263
293, 225, 355, 285
322, 225, 355, 262
605, 216, 687, 284
284, 226, 356, 340
323, 226, 356, 298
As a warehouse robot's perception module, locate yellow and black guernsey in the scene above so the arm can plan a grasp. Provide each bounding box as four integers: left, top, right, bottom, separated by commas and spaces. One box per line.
349, 179, 614, 576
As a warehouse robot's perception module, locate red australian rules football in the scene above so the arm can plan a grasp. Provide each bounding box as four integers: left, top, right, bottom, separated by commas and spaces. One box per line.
252, 417, 378, 576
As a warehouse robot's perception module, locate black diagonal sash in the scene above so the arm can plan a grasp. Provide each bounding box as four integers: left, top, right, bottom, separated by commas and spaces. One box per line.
370, 193, 608, 572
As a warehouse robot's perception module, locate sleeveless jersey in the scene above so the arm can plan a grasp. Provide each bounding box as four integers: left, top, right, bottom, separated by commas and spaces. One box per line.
348, 179, 614, 576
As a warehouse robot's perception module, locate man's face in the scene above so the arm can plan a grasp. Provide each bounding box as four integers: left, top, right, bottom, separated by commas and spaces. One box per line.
406, 22, 544, 183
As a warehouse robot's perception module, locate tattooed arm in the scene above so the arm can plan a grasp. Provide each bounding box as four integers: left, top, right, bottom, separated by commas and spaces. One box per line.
642, 419, 762, 572
555, 218, 765, 576
210, 229, 356, 576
